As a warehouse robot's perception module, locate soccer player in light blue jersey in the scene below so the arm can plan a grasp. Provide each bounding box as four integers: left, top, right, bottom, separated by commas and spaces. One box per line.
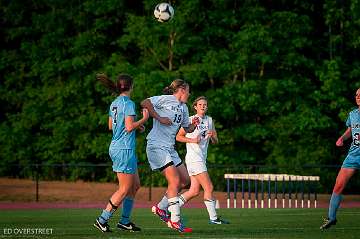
320, 88, 360, 230
141, 79, 199, 233
93, 74, 149, 233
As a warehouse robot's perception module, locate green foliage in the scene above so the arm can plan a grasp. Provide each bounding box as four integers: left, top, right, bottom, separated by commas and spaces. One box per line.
1, 0, 360, 192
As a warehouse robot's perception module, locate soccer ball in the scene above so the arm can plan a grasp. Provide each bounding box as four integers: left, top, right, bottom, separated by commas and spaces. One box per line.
154, 3, 174, 22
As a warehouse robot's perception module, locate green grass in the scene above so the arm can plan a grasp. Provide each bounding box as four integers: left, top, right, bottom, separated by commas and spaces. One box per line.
1, 208, 360, 238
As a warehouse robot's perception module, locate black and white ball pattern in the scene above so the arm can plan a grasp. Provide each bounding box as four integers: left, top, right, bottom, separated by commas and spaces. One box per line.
154, 3, 174, 22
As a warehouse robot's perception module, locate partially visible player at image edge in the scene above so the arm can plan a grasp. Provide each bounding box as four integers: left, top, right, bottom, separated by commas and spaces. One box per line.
93, 73, 149, 233
176, 96, 229, 225
320, 88, 360, 230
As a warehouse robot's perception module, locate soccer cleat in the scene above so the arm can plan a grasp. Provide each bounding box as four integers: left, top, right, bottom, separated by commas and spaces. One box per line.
167, 220, 192, 233
209, 217, 230, 225
93, 218, 111, 233
117, 222, 141, 232
151, 205, 170, 223
320, 218, 337, 230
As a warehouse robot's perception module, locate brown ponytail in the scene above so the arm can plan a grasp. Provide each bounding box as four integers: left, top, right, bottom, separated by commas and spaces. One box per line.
163, 79, 189, 94
96, 73, 133, 95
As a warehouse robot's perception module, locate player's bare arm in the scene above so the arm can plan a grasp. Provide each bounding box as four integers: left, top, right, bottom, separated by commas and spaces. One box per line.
124, 108, 149, 133
176, 127, 200, 143
141, 99, 172, 125
108, 117, 113, 130
183, 124, 197, 133
336, 127, 352, 147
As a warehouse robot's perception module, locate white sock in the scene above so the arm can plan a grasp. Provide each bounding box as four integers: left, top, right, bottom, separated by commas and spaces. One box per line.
168, 197, 181, 222
204, 199, 217, 220
157, 195, 168, 211
178, 194, 187, 207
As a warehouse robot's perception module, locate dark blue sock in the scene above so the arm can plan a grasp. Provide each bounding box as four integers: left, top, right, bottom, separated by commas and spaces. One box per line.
328, 192, 342, 221
120, 197, 134, 225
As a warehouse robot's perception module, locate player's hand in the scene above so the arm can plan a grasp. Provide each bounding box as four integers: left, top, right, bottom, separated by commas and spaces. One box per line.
142, 108, 149, 121
192, 117, 200, 126
159, 117, 172, 125
138, 125, 146, 133
207, 130, 216, 138
336, 136, 344, 147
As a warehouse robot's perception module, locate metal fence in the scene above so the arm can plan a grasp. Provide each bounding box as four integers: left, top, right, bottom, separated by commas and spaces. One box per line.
1, 163, 359, 202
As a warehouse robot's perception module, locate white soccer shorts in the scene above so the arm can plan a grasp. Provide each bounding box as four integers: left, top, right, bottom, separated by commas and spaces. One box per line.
185, 160, 208, 176
146, 145, 182, 171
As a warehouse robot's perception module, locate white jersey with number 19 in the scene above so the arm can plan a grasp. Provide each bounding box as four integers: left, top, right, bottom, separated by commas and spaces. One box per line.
146, 95, 190, 148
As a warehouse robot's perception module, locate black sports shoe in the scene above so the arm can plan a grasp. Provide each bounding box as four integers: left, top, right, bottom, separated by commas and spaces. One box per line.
117, 222, 141, 232
209, 217, 230, 225
320, 218, 337, 230
94, 218, 112, 233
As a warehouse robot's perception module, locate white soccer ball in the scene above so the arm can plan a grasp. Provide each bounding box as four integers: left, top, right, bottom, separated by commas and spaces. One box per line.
154, 3, 174, 22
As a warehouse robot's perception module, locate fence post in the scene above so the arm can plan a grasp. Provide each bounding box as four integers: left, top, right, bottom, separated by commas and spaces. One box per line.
35, 164, 39, 202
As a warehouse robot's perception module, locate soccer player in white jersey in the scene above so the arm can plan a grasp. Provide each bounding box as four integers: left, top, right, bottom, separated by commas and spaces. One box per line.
320, 88, 360, 230
93, 74, 149, 233
141, 79, 199, 233
176, 96, 229, 224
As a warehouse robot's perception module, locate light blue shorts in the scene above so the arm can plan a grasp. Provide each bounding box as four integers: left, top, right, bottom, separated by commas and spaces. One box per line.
342, 154, 360, 169
109, 149, 137, 174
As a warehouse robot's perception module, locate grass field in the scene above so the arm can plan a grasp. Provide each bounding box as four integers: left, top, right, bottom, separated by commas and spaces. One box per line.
1, 208, 359, 239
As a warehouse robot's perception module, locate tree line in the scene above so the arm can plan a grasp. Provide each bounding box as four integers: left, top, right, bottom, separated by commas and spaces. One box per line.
1, 0, 360, 191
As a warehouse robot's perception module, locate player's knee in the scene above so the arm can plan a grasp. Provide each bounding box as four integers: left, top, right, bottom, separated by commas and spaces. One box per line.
127, 185, 140, 197
133, 181, 140, 192
333, 179, 346, 194
168, 179, 180, 192
333, 184, 345, 194
203, 183, 214, 194
192, 190, 200, 197
118, 186, 131, 197
180, 181, 190, 189
189, 188, 200, 197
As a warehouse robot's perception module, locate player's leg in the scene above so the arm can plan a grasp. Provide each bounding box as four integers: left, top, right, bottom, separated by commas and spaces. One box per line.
95, 149, 136, 232
320, 168, 356, 230
163, 165, 192, 233
156, 193, 169, 212
154, 153, 190, 214
330, 168, 355, 218
117, 171, 141, 232
196, 171, 229, 224
177, 163, 192, 206
178, 176, 201, 207
147, 146, 173, 221
177, 163, 190, 189
95, 172, 134, 232
108, 172, 134, 210
146, 146, 191, 232
146, 145, 168, 217
163, 165, 180, 220
177, 161, 204, 207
